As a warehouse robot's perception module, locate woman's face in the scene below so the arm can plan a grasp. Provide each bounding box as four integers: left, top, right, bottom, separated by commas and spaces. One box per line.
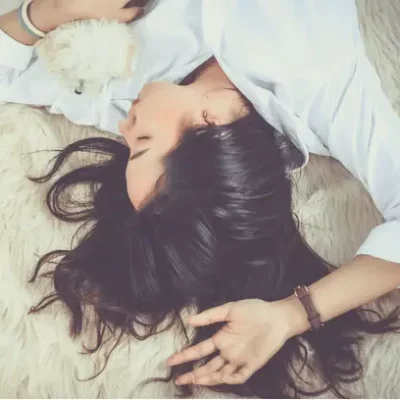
118, 81, 248, 208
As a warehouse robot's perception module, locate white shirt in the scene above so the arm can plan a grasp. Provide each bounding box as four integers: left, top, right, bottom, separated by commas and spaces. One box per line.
2, 0, 400, 264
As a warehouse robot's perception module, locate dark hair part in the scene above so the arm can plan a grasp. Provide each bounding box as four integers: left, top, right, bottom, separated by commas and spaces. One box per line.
30, 111, 399, 398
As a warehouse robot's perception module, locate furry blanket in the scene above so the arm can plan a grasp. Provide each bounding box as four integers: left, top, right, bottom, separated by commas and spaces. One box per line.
0, 0, 400, 397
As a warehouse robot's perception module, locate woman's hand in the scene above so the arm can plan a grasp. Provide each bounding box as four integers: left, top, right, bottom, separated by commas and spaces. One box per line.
0, 0, 144, 46
167, 298, 306, 386
38, 0, 144, 26
65, 0, 144, 23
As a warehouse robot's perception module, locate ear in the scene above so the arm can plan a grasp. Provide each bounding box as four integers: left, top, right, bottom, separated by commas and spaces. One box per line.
34, 36, 54, 59
204, 111, 220, 126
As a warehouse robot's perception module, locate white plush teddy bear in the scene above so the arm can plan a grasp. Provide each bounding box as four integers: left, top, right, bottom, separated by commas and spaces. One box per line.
35, 19, 139, 96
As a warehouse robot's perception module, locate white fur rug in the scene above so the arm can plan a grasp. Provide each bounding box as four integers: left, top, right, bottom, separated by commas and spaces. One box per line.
1, 1, 400, 398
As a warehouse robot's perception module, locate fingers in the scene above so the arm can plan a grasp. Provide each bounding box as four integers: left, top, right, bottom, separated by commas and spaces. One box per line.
188, 303, 232, 327
123, 0, 148, 7
221, 365, 254, 385
174, 356, 226, 385
167, 338, 217, 366
195, 364, 254, 386
207, 363, 237, 384
118, 7, 144, 22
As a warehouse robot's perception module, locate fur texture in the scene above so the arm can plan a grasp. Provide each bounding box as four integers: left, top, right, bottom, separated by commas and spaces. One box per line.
35, 19, 138, 96
0, 0, 399, 397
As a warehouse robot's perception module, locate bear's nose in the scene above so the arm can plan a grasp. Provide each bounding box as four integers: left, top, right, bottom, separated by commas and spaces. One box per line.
74, 80, 84, 95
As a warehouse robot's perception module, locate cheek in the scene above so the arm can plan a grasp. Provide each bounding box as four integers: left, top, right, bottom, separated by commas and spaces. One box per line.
125, 157, 165, 208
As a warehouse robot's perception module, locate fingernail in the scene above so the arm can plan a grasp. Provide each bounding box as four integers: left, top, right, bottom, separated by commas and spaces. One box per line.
175, 379, 182, 386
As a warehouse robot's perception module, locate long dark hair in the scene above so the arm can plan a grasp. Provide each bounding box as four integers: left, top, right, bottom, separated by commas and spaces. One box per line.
29, 111, 399, 398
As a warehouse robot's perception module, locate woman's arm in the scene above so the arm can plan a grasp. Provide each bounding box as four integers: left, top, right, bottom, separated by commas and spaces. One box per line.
168, 0, 400, 386
0, 0, 70, 45
0, 0, 143, 115
0, 0, 70, 106
167, 255, 400, 386
0, 0, 143, 45
284, 255, 400, 336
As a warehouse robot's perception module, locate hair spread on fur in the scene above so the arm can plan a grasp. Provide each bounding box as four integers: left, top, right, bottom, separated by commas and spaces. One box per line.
29, 111, 400, 398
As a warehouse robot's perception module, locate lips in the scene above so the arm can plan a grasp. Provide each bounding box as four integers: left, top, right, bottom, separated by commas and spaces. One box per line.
132, 98, 140, 106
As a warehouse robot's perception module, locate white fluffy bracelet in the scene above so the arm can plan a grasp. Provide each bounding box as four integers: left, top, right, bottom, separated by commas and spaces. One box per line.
18, 0, 46, 39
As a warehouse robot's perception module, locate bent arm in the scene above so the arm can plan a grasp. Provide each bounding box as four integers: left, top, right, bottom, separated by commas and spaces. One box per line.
324, 57, 400, 264
286, 54, 400, 334
0, 0, 71, 103
0, 1, 131, 133
285, 255, 400, 336
0, 0, 63, 46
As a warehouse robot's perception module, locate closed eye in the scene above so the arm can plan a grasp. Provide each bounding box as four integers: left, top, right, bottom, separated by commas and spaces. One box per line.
138, 135, 151, 141
129, 148, 150, 161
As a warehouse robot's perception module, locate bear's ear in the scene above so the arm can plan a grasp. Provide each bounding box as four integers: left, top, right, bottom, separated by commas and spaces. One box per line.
34, 37, 60, 71
34, 37, 52, 58
35, 37, 75, 73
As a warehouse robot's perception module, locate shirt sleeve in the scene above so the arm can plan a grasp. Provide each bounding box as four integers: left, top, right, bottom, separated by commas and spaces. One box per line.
0, 27, 131, 133
322, 56, 400, 264
0, 28, 35, 103
0, 0, 208, 133
219, 0, 400, 264
243, 0, 400, 264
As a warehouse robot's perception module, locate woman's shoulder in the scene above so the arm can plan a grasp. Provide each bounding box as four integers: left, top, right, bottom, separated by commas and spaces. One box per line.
213, 0, 362, 82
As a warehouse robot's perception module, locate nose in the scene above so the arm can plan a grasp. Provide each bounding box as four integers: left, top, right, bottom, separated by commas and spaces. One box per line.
74, 80, 84, 95
119, 100, 138, 136
118, 118, 133, 138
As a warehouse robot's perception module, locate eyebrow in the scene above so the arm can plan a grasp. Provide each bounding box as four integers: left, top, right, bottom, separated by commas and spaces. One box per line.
129, 148, 150, 161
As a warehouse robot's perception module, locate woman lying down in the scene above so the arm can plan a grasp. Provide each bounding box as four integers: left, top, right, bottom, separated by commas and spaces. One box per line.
1, 0, 400, 398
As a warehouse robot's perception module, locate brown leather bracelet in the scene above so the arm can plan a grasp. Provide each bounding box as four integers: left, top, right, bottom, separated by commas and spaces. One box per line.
294, 285, 324, 331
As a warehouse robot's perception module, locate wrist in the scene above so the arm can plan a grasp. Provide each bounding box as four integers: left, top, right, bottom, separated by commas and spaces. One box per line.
29, 0, 74, 33
278, 295, 310, 338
